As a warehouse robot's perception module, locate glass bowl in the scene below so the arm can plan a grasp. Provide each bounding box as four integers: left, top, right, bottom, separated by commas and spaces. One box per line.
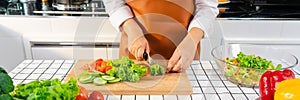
211, 44, 298, 87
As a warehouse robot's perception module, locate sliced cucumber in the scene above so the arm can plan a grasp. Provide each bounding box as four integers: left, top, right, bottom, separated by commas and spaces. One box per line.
79, 74, 94, 84
89, 71, 105, 77
102, 76, 115, 81
93, 77, 107, 86
108, 78, 121, 84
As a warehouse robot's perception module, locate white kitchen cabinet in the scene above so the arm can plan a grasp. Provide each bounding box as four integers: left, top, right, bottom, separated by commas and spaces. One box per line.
0, 37, 25, 72
107, 47, 119, 59
32, 47, 107, 60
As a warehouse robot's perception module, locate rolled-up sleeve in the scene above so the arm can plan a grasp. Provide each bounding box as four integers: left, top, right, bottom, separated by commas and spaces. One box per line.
188, 0, 219, 38
103, 0, 133, 31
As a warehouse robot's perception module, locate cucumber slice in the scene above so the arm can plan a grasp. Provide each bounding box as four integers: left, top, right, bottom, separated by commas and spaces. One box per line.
89, 71, 105, 77
108, 78, 121, 84
93, 77, 107, 86
79, 74, 94, 84
102, 76, 115, 81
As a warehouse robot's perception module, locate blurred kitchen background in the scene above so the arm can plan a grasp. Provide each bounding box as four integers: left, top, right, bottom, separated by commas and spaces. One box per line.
0, 0, 300, 72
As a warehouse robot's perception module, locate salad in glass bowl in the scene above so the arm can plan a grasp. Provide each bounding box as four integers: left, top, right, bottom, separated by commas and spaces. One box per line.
211, 44, 298, 87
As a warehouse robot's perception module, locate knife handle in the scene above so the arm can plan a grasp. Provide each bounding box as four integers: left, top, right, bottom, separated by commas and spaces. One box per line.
143, 52, 148, 60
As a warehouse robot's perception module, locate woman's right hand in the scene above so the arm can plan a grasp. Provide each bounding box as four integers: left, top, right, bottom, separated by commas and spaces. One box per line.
122, 18, 150, 60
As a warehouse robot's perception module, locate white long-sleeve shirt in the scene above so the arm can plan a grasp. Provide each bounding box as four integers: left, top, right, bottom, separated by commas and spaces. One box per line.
102, 0, 219, 38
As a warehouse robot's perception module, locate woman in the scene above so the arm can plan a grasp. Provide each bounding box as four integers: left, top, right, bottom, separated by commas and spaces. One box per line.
103, 0, 219, 72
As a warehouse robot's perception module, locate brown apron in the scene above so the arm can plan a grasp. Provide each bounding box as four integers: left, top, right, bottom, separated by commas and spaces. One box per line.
120, 0, 200, 60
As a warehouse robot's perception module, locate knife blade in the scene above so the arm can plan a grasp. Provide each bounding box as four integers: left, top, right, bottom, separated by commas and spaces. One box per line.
143, 52, 157, 66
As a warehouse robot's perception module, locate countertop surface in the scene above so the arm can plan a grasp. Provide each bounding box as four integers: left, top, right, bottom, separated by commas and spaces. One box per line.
9, 60, 300, 100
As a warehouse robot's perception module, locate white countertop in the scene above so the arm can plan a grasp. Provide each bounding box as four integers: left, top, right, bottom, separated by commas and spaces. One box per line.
9, 60, 300, 100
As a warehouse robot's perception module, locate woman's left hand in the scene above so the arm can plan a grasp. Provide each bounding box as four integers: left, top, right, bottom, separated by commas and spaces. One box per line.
167, 28, 204, 72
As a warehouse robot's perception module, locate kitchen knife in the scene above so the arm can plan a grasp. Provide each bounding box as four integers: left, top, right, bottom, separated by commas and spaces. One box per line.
143, 52, 156, 66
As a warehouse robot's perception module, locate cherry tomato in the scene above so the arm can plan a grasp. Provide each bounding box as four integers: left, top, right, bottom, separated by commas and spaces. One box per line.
99, 66, 106, 73
101, 61, 107, 68
76, 85, 88, 100
104, 66, 112, 73
88, 91, 104, 100
94, 58, 104, 68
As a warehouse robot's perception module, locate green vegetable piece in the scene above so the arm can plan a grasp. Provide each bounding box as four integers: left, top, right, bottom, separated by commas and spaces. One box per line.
0, 67, 7, 74
227, 52, 282, 70
12, 78, 80, 100
79, 74, 94, 84
128, 72, 140, 82
106, 68, 116, 77
89, 70, 105, 77
0, 94, 13, 100
93, 78, 107, 86
108, 78, 121, 84
160, 66, 167, 74
131, 64, 147, 77
0, 73, 14, 94
150, 64, 166, 76
102, 76, 115, 81
150, 65, 159, 76
108, 56, 148, 82
275, 64, 282, 70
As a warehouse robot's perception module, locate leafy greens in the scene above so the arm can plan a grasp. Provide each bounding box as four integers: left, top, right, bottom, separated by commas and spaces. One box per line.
12, 78, 80, 100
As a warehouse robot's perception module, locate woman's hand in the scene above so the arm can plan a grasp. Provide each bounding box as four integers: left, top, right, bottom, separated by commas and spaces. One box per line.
122, 18, 150, 60
167, 27, 204, 72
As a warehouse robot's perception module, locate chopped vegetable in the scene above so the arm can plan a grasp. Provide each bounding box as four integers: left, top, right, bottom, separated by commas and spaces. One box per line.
12, 78, 80, 100
0, 67, 14, 100
88, 70, 105, 77
224, 52, 283, 87
109, 56, 148, 82
95, 61, 113, 74
226, 52, 281, 70
79, 56, 148, 86
150, 64, 166, 76
93, 78, 107, 86
101, 76, 115, 81
108, 78, 121, 84
79, 74, 95, 84
131, 63, 148, 77
106, 67, 116, 77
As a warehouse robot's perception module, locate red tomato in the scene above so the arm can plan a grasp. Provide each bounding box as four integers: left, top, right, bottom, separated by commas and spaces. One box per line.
99, 67, 106, 73
104, 66, 112, 73
95, 58, 103, 67
101, 61, 107, 68
88, 91, 104, 100
76, 85, 88, 100
96, 66, 101, 72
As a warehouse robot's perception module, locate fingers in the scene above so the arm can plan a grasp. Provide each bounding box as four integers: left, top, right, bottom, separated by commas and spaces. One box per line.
129, 38, 149, 60
136, 47, 145, 60
171, 59, 183, 72
167, 51, 180, 72
145, 43, 150, 55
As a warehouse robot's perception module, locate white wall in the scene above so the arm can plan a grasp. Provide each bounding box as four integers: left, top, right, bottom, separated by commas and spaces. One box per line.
1, 16, 300, 72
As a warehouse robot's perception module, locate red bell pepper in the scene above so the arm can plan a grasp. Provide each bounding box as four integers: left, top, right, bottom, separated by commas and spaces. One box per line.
94, 58, 104, 68
259, 69, 295, 100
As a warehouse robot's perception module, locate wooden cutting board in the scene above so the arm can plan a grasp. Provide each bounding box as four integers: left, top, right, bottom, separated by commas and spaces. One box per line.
66, 60, 192, 95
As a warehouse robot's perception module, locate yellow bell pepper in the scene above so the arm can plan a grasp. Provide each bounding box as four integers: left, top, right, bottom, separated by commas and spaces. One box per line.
275, 78, 300, 100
